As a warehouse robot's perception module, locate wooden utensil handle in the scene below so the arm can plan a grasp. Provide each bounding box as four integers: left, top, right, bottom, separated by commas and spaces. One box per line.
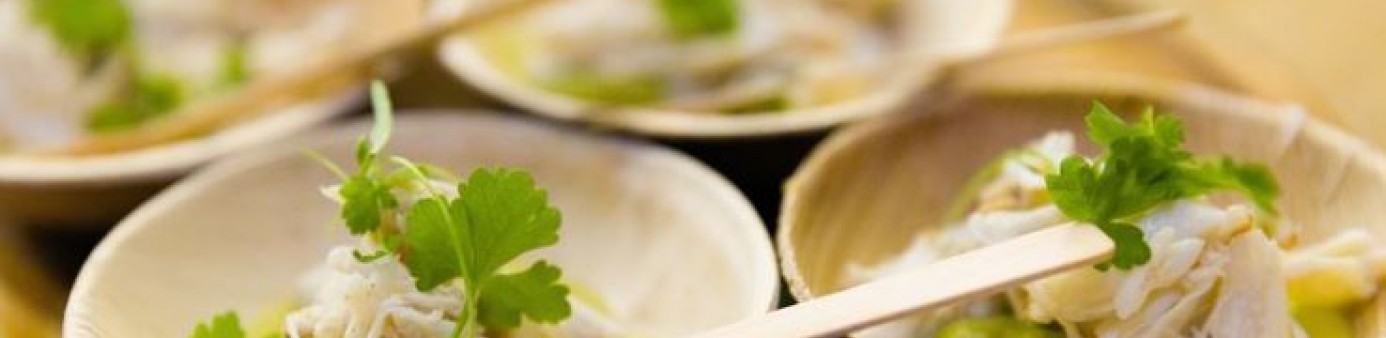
695, 224, 1112, 338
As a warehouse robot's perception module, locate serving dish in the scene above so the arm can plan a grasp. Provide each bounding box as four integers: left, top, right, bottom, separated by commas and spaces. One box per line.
434, 0, 1013, 138
64, 112, 779, 337
779, 87, 1386, 336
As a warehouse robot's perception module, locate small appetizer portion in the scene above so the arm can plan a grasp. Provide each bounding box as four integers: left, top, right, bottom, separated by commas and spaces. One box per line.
451, 0, 906, 114
850, 104, 1386, 338
187, 83, 630, 338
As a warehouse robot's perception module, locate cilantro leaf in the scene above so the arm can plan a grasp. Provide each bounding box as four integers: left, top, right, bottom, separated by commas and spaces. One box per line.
339, 176, 398, 235
1084, 103, 1134, 146
1182, 158, 1280, 214
478, 261, 573, 329
1095, 222, 1150, 271
29, 0, 131, 57
1046, 103, 1280, 269
404, 168, 562, 289
657, 0, 739, 39
1046, 156, 1103, 223
1085, 104, 1184, 148
451, 169, 562, 281
336, 80, 400, 235
189, 311, 245, 338
402, 196, 463, 290
402, 168, 568, 335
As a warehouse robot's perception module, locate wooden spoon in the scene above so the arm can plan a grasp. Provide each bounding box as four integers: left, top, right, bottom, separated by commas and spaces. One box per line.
694, 224, 1112, 338
50, 0, 555, 156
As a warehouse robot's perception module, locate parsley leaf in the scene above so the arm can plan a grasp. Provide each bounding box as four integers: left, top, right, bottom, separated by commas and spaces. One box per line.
402, 168, 568, 336
1045, 102, 1280, 269
29, 0, 131, 57
189, 311, 245, 338
657, 0, 739, 39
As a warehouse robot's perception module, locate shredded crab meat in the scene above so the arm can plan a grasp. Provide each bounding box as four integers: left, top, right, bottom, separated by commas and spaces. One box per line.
851, 132, 1386, 338
285, 244, 462, 338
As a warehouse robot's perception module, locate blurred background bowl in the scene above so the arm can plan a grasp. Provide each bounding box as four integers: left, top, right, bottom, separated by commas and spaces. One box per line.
0, 94, 358, 226
0, 0, 433, 226
434, 0, 1013, 138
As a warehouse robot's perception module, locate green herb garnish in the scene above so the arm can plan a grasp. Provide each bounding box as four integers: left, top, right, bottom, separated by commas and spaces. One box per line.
1046, 103, 1279, 270
356, 81, 570, 337
218, 41, 252, 88
189, 311, 245, 338
937, 317, 1061, 338
722, 94, 787, 114
194, 81, 571, 338
657, 0, 739, 39
86, 73, 185, 133
28, 0, 131, 57
542, 71, 664, 105
401, 167, 570, 336
337, 82, 399, 237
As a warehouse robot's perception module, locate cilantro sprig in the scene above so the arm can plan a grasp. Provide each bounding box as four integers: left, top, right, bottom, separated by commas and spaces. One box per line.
354, 81, 571, 337
1045, 103, 1279, 270
193, 81, 570, 338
